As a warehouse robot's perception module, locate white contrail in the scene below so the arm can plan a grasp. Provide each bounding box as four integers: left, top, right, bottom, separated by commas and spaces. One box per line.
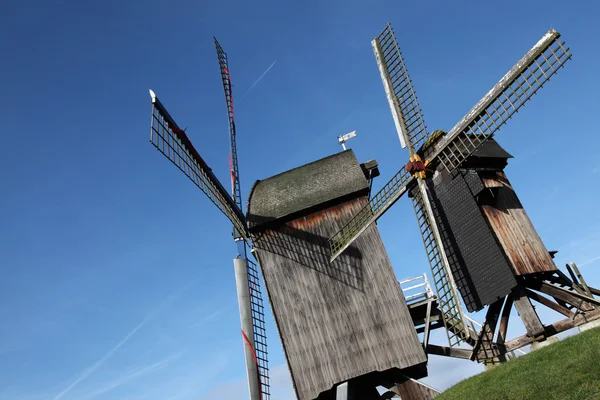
53, 288, 186, 400
241, 60, 277, 99
80, 353, 182, 400
580, 255, 600, 267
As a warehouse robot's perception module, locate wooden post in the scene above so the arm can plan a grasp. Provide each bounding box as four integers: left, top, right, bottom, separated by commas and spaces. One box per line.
562, 266, 589, 296
496, 296, 514, 346
525, 288, 574, 318
531, 280, 600, 308
569, 262, 593, 297
471, 297, 504, 361
423, 300, 433, 349
512, 285, 545, 338
495, 295, 514, 362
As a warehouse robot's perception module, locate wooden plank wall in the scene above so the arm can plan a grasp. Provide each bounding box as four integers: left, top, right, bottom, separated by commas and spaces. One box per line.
429, 172, 516, 312
394, 376, 441, 400
253, 197, 426, 400
479, 171, 556, 275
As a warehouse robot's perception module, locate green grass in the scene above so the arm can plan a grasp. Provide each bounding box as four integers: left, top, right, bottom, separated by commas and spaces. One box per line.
437, 327, 600, 400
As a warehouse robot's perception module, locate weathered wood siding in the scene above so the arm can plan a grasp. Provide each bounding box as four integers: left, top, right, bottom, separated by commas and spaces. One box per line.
429, 171, 516, 312
479, 171, 556, 275
394, 375, 440, 400
253, 197, 426, 400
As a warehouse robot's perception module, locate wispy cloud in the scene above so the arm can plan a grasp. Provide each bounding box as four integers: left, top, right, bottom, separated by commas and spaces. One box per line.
79, 353, 182, 400
187, 307, 225, 330
52, 288, 187, 400
580, 255, 600, 267
241, 60, 277, 99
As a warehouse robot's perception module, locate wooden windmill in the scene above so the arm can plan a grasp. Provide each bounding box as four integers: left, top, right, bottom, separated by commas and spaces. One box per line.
148, 38, 442, 400
147, 25, 600, 400
329, 23, 600, 364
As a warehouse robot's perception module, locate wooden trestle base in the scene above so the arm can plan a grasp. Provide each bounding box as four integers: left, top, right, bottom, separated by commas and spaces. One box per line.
410, 263, 600, 366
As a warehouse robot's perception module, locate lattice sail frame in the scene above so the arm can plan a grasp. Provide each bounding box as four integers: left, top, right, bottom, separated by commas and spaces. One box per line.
411, 187, 468, 346
424, 28, 571, 171
214, 38, 271, 400
149, 90, 248, 240
372, 23, 429, 150
247, 258, 271, 398
371, 22, 470, 343
215, 37, 244, 239
329, 27, 571, 261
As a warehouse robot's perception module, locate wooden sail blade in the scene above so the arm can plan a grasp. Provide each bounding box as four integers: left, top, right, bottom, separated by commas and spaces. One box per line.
372, 22, 429, 150
411, 183, 469, 347
329, 167, 415, 261
246, 257, 271, 399
426, 29, 571, 172
214, 38, 244, 218
214, 38, 272, 400
149, 90, 248, 240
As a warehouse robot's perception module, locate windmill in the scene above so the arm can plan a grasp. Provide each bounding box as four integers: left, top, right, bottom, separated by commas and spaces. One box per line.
148, 37, 270, 399
149, 38, 441, 400
147, 25, 600, 400
328, 23, 600, 363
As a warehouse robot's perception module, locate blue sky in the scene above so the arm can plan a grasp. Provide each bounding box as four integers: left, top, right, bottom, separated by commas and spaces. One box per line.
1, 0, 599, 398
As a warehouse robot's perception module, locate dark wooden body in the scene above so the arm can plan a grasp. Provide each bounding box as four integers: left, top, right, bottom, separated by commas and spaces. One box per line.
428, 170, 516, 312
426, 139, 556, 312
248, 151, 426, 400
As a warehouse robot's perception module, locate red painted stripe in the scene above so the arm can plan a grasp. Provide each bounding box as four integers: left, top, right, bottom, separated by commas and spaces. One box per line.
241, 330, 263, 400
222, 66, 236, 132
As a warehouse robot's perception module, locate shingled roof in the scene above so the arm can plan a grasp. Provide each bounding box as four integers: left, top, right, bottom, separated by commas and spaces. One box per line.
247, 149, 369, 232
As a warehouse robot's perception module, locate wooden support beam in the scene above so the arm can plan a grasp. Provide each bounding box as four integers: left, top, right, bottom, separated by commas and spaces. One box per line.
554, 297, 573, 311
411, 308, 443, 327
589, 286, 600, 297
426, 344, 472, 359
512, 285, 545, 337
471, 297, 505, 360
525, 288, 574, 318
423, 299, 433, 349
569, 262, 593, 297
560, 267, 588, 296
530, 280, 600, 308
496, 295, 514, 346
550, 270, 574, 287
505, 309, 600, 352
565, 263, 581, 287
495, 296, 513, 364
416, 321, 444, 334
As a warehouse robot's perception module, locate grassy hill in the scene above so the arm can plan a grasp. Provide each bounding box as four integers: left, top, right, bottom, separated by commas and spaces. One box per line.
436, 327, 600, 400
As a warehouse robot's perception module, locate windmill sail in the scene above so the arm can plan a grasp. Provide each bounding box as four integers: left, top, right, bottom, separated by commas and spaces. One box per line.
214, 38, 271, 400
373, 22, 429, 150
329, 167, 414, 261
149, 89, 248, 240
411, 186, 468, 346
329, 28, 571, 261
215, 37, 244, 239
425, 29, 571, 171
371, 23, 470, 344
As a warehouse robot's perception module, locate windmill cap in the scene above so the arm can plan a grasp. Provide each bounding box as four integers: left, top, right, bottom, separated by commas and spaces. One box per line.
246, 149, 369, 232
